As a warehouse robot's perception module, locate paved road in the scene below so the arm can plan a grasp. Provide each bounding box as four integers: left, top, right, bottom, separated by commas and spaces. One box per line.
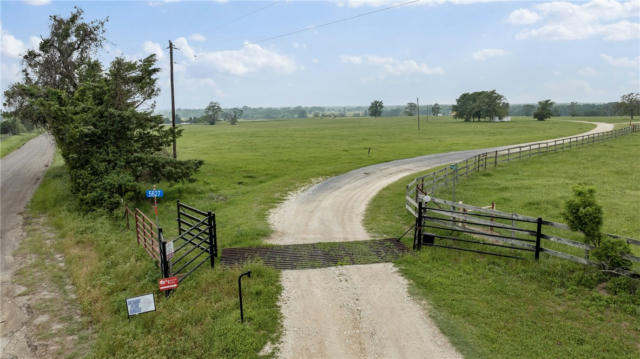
1, 134, 55, 357
268, 122, 614, 358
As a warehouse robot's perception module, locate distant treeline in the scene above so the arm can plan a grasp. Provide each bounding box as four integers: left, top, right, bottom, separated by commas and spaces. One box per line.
510, 102, 619, 117
158, 102, 619, 122
159, 105, 453, 122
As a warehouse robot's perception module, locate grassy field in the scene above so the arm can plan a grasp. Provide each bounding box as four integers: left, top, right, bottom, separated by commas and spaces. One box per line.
28, 116, 599, 357
0, 131, 42, 157
366, 131, 640, 358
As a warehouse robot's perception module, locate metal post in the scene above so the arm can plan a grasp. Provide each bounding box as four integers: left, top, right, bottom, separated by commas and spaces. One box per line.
238, 271, 251, 323
213, 213, 218, 257
169, 40, 177, 159
177, 200, 182, 235
535, 218, 542, 261
208, 211, 215, 269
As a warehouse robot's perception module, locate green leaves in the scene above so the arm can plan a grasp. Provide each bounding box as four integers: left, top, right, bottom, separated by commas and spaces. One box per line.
3, 7, 202, 211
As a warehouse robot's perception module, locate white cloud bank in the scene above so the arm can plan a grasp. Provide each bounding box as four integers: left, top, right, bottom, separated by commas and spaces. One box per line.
142, 40, 165, 60
189, 33, 206, 42
509, 0, 640, 41
600, 53, 640, 67
341, 54, 444, 75
174, 38, 298, 75
472, 48, 509, 61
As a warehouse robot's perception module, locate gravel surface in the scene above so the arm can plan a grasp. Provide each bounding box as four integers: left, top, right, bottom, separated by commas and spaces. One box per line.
1, 134, 55, 358
268, 122, 613, 358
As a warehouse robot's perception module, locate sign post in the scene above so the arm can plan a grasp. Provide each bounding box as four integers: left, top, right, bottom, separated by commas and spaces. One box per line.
145, 185, 164, 228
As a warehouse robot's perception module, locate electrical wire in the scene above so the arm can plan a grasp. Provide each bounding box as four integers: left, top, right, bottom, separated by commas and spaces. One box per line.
254, 0, 422, 44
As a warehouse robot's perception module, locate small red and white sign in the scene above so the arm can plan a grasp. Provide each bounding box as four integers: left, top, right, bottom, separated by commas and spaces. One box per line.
159, 276, 179, 291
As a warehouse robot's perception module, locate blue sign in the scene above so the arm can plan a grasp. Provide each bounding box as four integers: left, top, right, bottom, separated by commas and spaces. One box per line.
146, 189, 164, 198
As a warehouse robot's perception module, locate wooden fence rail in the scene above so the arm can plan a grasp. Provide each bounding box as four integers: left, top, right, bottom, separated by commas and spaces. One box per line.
417, 195, 640, 270
407, 124, 639, 216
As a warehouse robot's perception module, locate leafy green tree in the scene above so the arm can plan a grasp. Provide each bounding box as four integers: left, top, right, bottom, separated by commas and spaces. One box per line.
431, 103, 440, 116
404, 102, 417, 116
223, 108, 243, 125
533, 99, 554, 121
569, 101, 578, 117
368, 100, 383, 117
618, 92, 640, 123
452, 90, 508, 121
204, 101, 222, 125
2, 8, 202, 211
562, 185, 603, 247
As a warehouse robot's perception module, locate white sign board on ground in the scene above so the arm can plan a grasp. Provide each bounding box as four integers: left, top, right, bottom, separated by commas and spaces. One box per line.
126, 293, 156, 317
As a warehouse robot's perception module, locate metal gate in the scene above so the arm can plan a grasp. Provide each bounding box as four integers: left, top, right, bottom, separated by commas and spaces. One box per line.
413, 195, 542, 260
159, 201, 217, 292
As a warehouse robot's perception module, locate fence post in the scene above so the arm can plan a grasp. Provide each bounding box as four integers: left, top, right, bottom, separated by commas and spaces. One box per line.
535, 218, 542, 261
414, 200, 423, 250
177, 200, 182, 235
494, 150, 498, 167
213, 213, 218, 257
207, 211, 215, 269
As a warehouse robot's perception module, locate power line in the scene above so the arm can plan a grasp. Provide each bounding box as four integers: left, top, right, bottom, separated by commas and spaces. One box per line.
254, 0, 421, 44
212, 0, 280, 32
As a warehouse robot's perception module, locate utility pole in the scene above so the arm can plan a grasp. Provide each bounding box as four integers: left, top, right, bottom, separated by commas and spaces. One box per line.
416, 97, 420, 132
169, 40, 177, 159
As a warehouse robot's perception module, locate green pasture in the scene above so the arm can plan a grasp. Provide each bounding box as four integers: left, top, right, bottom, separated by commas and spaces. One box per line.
0, 131, 42, 157
366, 131, 640, 358
28, 115, 613, 357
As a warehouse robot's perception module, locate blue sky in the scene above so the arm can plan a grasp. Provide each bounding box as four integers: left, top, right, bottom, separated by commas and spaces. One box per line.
1, 0, 639, 109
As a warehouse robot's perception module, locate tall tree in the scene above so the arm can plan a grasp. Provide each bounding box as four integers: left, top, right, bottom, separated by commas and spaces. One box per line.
569, 101, 578, 117
533, 99, 554, 121
368, 100, 384, 117
204, 101, 222, 125
452, 90, 508, 121
2, 8, 202, 211
431, 103, 441, 116
404, 102, 417, 116
223, 108, 243, 125
618, 92, 640, 124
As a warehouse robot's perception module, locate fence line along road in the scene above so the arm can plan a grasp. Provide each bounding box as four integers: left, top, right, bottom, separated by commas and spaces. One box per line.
406, 124, 639, 217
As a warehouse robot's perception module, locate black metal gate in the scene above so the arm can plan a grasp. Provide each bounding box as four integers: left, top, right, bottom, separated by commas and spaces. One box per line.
159, 201, 217, 293
413, 196, 542, 260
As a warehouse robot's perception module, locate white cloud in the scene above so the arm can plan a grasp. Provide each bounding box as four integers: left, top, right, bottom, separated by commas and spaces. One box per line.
340, 55, 363, 64
507, 9, 541, 25
29, 36, 41, 50
24, 0, 51, 5
1, 25, 26, 58
142, 40, 165, 60
341, 54, 444, 75
600, 53, 640, 67
312, 58, 319, 64
578, 66, 597, 76
1, 62, 21, 86
472, 48, 509, 61
178, 39, 298, 75
189, 33, 206, 42
511, 0, 640, 41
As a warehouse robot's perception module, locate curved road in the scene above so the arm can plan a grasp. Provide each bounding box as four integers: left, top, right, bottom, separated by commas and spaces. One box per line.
268, 122, 613, 358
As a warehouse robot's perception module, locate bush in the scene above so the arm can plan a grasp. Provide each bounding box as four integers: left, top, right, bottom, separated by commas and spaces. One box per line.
591, 237, 633, 270
607, 276, 639, 295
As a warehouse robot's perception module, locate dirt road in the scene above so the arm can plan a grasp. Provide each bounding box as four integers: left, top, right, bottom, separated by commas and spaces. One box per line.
268, 122, 613, 358
1, 134, 55, 358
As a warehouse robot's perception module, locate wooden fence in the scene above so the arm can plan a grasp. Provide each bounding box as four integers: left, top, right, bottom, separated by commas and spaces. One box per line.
125, 206, 160, 261
406, 124, 639, 217
414, 196, 640, 270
